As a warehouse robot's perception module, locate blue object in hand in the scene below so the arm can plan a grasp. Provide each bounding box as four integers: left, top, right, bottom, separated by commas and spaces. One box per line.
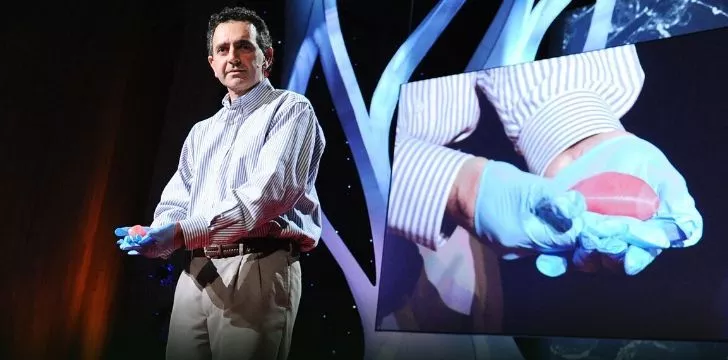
115, 223, 179, 258
115, 225, 150, 255
535, 135, 703, 277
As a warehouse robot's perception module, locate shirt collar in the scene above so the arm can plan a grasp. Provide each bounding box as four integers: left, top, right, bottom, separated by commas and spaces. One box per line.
221, 78, 273, 112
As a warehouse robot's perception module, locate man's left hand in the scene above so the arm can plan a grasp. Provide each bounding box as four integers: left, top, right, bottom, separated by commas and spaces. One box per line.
115, 223, 183, 258
535, 134, 703, 277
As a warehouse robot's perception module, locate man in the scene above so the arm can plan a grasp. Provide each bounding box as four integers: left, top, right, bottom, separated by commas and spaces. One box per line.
114, 6, 326, 360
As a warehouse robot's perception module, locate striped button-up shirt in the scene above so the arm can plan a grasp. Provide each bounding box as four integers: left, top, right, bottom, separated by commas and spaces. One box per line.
389, 44, 645, 251
151, 78, 326, 258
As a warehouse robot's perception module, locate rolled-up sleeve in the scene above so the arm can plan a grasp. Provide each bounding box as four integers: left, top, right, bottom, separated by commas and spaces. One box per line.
388, 72, 480, 251
479, 44, 645, 176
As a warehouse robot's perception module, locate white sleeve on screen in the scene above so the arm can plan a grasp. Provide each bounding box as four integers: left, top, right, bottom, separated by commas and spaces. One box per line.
479, 44, 645, 176
388, 72, 481, 251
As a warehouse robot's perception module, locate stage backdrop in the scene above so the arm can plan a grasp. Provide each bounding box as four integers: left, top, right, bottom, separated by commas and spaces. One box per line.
87, 1, 728, 360
276, 0, 728, 359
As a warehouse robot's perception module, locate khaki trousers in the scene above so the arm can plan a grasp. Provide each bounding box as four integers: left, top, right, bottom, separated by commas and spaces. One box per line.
165, 248, 301, 360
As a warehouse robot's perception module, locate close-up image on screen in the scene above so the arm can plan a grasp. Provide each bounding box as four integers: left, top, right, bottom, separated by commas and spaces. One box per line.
376, 26, 728, 342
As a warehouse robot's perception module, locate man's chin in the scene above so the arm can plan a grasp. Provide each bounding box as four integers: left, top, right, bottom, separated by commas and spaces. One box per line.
225, 80, 254, 94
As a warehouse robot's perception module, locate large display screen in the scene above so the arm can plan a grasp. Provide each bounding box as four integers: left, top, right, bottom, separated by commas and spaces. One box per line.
377, 26, 728, 341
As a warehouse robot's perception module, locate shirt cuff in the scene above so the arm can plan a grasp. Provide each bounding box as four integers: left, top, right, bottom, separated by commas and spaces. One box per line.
388, 136, 474, 251
178, 216, 211, 250
518, 90, 625, 176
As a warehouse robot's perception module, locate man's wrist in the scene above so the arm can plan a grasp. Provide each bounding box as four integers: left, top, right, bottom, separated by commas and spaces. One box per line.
543, 130, 633, 177
446, 156, 489, 234
174, 222, 185, 249
177, 216, 211, 250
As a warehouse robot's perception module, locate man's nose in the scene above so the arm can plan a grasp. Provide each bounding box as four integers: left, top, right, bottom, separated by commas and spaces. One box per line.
227, 52, 241, 65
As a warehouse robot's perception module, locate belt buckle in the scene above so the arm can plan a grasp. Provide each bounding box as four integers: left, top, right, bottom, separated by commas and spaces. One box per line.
204, 244, 222, 259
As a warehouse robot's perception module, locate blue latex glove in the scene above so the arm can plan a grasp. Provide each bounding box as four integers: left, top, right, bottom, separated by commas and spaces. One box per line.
114, 223, 180, 258
474, 160, 619, 259
535, 135, 703, 277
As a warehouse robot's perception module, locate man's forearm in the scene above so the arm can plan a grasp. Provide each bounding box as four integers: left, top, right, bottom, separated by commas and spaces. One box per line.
446, 157, 488, 235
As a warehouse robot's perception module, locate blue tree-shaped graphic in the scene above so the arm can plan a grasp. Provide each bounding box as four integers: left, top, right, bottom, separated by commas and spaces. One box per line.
281, 0, 617, 358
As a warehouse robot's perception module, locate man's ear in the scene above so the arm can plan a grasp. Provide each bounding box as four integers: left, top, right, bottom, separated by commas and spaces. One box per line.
263, 47, 274, 77
208, 55, 215, 73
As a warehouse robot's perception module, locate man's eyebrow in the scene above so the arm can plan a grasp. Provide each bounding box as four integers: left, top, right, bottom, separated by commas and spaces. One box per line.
215, 39, 252, 47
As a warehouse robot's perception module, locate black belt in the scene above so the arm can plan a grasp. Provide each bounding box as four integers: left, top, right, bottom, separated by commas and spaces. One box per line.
191, 238, 295, 259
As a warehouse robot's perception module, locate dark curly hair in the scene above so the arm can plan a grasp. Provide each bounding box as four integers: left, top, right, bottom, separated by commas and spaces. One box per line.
206, 6, 273, 56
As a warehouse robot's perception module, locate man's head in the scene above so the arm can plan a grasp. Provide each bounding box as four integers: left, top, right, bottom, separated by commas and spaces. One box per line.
206, 7, 274, 99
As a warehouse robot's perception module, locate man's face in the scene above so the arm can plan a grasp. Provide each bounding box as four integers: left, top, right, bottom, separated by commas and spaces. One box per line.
207, 21, 272, 99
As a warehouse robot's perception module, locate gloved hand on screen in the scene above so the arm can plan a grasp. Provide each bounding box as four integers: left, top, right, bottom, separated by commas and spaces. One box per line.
473, 160, 631, 260
115, 223, 182, 258
535, 135, 703, 277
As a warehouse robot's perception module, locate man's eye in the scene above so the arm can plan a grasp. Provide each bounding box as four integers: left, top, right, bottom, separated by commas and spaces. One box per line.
236, 43, 254, 51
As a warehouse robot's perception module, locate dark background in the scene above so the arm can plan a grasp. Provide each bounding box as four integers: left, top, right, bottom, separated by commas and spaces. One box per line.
2, 0, 728, 359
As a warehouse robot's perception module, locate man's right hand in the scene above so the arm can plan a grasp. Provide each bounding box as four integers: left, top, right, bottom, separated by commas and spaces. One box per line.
115, 225, 152, 255
470, 159, 592, 259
